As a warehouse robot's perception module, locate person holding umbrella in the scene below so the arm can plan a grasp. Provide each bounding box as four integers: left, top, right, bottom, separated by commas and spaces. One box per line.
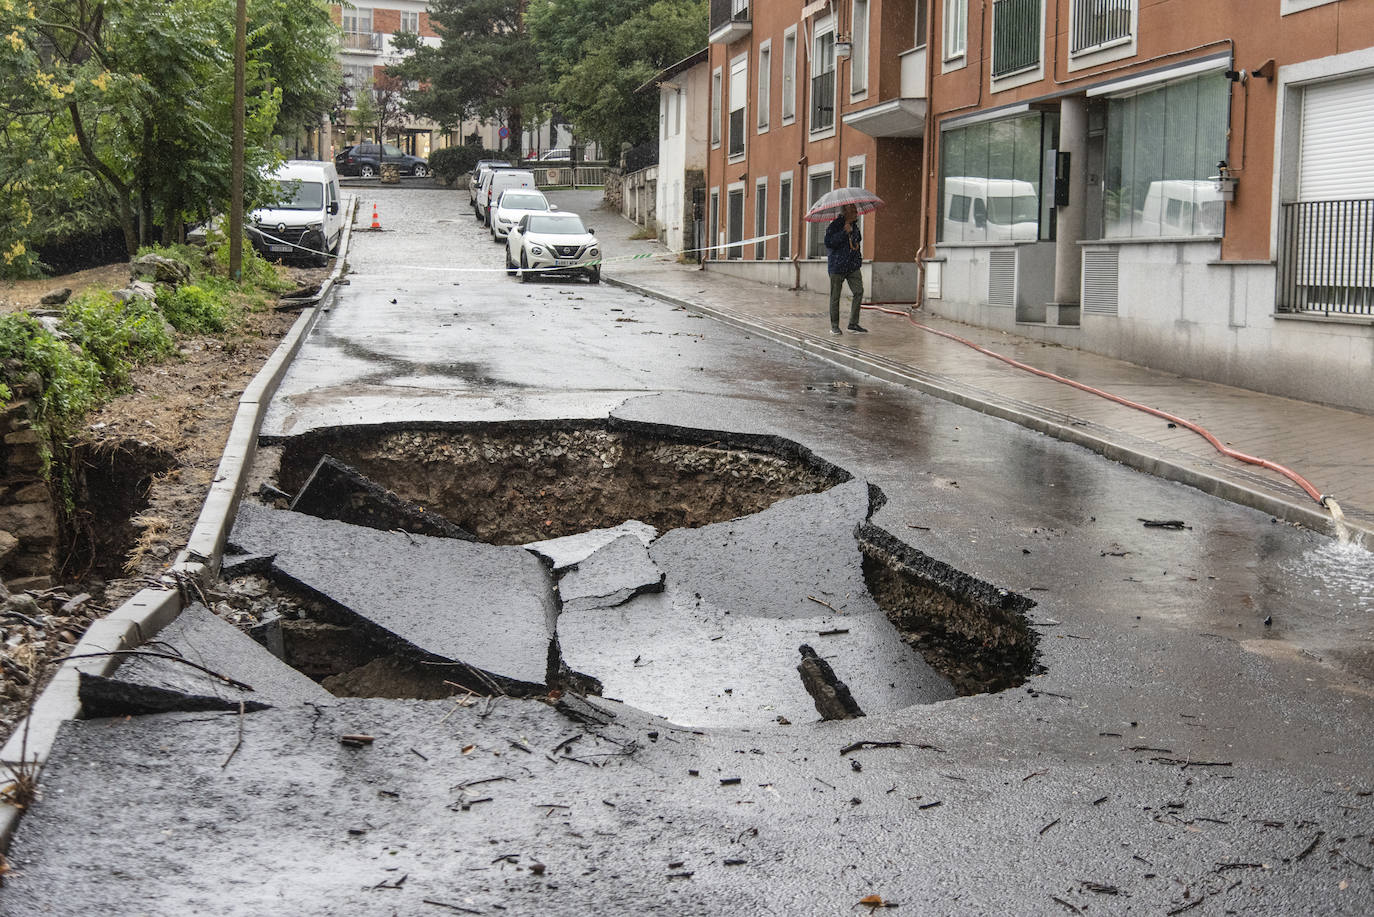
824, 204, 866, 335
807, 187, 883, 335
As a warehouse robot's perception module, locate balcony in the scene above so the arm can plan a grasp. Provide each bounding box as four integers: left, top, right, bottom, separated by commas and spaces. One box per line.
342, 30, 383, 53
708, 0, 751, 46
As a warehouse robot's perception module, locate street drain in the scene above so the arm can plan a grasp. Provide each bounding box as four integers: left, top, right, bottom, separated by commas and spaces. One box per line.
217, 422, 1038, 714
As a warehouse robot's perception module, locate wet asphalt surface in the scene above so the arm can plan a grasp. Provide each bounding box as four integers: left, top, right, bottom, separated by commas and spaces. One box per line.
3, 187, 1372, 915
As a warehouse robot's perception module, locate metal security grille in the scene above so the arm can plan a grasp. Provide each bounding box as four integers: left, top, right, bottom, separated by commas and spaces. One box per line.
988, 250, 1017, 307
1081, 249, 1120, 315
992, 0, 1041, 78
1278, 200, 1374, 316
811, 70, 835, 131
729, 108, 745, 157
1071, 0, 1132, 54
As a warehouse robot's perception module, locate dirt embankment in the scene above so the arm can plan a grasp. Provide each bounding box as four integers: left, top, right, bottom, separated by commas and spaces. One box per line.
0, 260, 327, 743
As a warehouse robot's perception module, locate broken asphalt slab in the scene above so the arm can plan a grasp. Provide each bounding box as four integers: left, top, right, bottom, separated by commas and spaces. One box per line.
77, 603, 332, 718
229, 502, 557, 692
290, 454, 476, 541
524, 519, 658, 571
556, 532, 664, 613
557, 482, 954, 727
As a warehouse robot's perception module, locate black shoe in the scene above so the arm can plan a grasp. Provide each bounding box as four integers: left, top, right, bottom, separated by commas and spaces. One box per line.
847, 324, 868, 333
830, 327, 843, 335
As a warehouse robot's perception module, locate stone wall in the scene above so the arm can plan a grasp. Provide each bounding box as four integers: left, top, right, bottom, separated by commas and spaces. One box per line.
0, 400, 56, 591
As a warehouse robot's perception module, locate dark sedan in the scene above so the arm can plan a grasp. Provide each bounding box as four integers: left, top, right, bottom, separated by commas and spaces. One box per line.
334, 142, 430, 178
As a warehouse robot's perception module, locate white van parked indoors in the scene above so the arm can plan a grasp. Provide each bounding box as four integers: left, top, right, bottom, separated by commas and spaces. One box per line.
941, 177, 1040, 243
250, 160, 344, 267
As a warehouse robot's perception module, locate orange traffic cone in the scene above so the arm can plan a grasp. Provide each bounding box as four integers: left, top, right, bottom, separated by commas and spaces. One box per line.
370, 203, 380, 230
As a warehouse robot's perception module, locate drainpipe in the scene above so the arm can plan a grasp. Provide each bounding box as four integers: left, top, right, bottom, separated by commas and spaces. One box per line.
793, 16, 815, 291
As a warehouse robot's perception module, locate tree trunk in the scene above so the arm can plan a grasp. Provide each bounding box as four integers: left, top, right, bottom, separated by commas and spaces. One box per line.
507, 106, 523, 154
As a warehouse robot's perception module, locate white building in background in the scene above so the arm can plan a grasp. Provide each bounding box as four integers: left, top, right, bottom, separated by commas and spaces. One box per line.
649, 49, 711, 255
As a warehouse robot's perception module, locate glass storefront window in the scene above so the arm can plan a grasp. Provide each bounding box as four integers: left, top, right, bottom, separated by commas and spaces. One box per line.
1104, 72, 1228, 238
938, 112, 1048, 243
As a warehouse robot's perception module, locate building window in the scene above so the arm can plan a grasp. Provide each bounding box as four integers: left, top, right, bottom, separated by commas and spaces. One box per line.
343, 64, 373, 105
943, 0, 967, 60
992, 0, 1041, 79
342, 8, 372, 33
729, 57, 748, 158
851, 0, 869, 95
807, 169, 833, 257
711, 68, 722, 148
1070, 0, 1134, 54
727, 187, 745, 259
758, 42, 771, 131
1104, 71, 1228, 238
676, 91, 683, 136
782, 28, 797, 123
915, 0, 929, 48
811, 27, 836, 133
779, 176, 793, 260
398, 10, 419, 32
755, 180, 768, 259
938, 112, 1048, 242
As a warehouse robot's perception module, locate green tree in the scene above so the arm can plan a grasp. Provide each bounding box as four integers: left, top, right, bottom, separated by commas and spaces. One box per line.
389, 0, 540, 154
528, 0, 705, 154
0, 0, 339, 274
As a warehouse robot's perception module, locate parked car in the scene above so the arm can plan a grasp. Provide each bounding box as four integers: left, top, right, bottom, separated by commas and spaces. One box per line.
539, 148, 571, 161
505, 212, 601, 283
490, 188, 553, 241
474, 168, 536, 226
248, 160, 344, 267
334, 142, 430, 178
469, 159, 514, 204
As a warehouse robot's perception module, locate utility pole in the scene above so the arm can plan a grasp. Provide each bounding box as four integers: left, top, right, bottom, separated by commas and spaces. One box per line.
229, 0, 247, 281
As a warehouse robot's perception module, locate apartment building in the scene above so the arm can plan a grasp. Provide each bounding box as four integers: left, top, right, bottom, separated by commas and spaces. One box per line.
704, 0, 931, 299
331, 1, 443, 158
706, 0, 1374, 412
926, 0, 1374, 411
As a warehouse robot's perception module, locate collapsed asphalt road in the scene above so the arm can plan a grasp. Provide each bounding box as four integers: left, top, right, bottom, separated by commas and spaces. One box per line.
2, 187, 1371, 915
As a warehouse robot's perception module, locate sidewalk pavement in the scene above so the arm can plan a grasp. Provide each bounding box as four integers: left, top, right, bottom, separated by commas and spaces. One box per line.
598, 226, 1373, 542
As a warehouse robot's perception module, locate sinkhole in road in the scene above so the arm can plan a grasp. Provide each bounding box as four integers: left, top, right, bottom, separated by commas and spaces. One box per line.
228, 422, 1038, 720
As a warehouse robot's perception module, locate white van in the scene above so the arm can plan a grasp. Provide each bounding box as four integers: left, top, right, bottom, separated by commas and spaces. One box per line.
250, 160, 345, 267
1133, 180, 1225, 238
941, 177, 1040, 243
475, 169, 536, 226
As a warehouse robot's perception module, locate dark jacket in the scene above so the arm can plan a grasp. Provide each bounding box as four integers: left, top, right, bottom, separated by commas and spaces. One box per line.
825, 216, 862, 275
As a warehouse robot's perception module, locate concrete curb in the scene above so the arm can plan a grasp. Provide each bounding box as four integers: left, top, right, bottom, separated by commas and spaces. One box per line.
607, 274, 1364, 541
0, 198, 356, 848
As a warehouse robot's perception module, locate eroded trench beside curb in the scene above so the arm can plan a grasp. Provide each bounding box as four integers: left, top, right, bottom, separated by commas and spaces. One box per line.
94, 422, 1041, 727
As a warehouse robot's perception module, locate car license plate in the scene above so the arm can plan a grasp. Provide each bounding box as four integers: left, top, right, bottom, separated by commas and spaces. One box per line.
269, 244, 292, 252
555, 258, 579, 266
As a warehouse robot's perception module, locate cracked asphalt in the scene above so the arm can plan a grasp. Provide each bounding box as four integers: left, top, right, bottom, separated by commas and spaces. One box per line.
2, 187, 1371, 916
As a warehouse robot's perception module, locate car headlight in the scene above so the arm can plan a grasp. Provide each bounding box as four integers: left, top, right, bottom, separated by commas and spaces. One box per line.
530, 245, 544, 255
588, 248, 600, 257
307, 222, 323, 231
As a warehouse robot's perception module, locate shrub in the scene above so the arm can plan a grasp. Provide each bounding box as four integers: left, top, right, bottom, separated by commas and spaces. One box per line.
156, 284, 231, 333
0, 313, 103, 426
61, 291, 174, 387
429, 146, 512, 185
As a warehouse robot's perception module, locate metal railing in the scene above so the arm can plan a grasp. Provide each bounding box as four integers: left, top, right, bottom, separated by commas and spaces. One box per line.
728, 109, 745, 157
709, 0, 748, 31
1277, 199, 1374, 316
1071, 0, 1133, 54
342, 31, 382, 52
533, 164, 608, 187
992, 0, 1041, 78
811, 70, 835, 131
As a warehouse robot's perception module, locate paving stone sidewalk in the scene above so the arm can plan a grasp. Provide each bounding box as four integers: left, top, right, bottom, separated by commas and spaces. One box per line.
598, 226, 1374, 541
